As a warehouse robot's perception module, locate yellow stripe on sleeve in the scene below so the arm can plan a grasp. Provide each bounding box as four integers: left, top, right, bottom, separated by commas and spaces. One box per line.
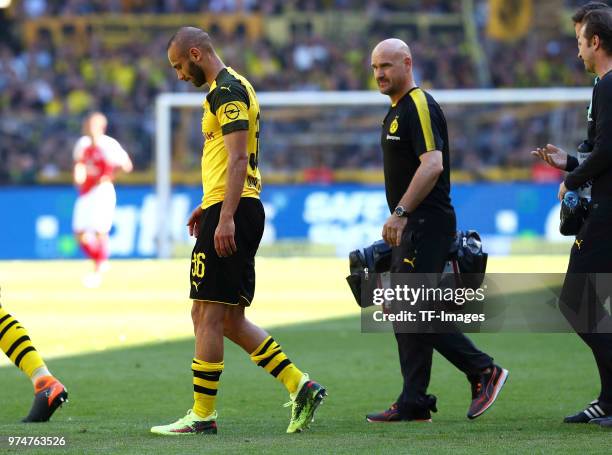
409, 89, 435, 152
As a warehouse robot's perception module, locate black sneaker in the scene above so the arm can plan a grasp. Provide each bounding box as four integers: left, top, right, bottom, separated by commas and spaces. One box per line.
467, 365, 508, 420
366, 395, 437, 423
564, 400, 611, 423
22, 376, 68, 423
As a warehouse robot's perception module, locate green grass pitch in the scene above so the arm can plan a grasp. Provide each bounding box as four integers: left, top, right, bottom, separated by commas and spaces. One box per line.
1, 257, 610, 454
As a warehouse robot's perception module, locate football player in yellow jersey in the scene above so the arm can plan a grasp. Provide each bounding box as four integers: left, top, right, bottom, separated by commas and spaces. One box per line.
152, 27, 326, 436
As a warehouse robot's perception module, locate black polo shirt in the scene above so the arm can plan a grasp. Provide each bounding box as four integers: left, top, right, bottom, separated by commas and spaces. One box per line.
381, 87, 454, 216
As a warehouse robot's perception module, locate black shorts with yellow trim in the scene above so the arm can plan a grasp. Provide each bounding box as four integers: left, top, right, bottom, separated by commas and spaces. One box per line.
189, 197, 265, 306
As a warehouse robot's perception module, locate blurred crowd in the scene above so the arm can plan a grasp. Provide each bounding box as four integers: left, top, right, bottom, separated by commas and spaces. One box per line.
17, 0, 464, 16
0, 0, 596, 184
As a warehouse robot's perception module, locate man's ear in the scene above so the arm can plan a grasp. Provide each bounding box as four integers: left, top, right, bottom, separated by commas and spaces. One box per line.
593, 34, 601, 51
188, 47, 201, 61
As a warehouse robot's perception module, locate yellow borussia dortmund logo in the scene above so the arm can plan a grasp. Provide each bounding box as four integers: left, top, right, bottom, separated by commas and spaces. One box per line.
389, 116, 399, 134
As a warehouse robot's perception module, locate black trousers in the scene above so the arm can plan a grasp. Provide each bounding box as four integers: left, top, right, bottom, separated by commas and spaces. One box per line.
559, 201, 612, 406
390, 211, 493, 415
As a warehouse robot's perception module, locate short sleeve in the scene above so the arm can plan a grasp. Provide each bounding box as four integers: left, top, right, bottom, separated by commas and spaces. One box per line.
209, 83, 250, 135
101, 136, 130, 166
407, 90, 445, 157
73, 136, 89, 162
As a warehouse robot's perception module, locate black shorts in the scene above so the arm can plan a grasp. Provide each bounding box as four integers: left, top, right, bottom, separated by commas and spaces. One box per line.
390, 210, 456, 274
189, 197, 265, 305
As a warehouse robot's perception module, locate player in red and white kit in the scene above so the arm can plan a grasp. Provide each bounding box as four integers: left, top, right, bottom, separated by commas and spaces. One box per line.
72, 112, 132, 287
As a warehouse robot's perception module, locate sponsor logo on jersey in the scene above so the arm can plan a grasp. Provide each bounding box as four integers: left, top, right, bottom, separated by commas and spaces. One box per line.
223, 103, 240, 120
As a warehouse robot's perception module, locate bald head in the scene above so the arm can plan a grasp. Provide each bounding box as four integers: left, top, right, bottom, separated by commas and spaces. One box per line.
167, 27, 213, 55
371, 38, 414, 102
372, 38, 412, 61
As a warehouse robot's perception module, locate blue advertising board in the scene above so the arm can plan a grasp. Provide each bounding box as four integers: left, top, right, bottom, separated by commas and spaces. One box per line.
0, 183, 565, 259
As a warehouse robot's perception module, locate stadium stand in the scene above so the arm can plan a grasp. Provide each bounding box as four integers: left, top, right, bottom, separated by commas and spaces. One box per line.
0, 0, 595, 184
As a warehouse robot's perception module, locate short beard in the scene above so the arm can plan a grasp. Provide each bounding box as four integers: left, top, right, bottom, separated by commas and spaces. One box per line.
379, 84, 396, 97
188, 61, 207, 87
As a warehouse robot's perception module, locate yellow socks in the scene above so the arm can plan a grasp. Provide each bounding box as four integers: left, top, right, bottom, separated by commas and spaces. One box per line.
250, 336, 304, 395
0, 306, 46, 379
192, 358, 223, 418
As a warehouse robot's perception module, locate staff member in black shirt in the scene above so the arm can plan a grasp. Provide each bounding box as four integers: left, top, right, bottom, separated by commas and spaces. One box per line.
532, 2, 610, 200
366, 38, 508, 423
555, 9, 612, 426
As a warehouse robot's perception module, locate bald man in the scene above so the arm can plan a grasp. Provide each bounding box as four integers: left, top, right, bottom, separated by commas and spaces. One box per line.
151, 27, 326, 436
366, 39, 508, 423
72, 112, 132, 288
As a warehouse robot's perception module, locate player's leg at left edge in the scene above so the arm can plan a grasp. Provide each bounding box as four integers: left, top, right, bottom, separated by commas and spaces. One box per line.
0, 305, 68, 422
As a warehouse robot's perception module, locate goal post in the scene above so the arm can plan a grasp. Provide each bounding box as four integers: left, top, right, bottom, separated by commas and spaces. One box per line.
155, 88, 592, 258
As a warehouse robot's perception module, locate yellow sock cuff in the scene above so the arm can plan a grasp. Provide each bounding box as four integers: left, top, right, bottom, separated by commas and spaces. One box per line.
192, 359, 224, 373
251, 336, 274, 357
250, 336, 281, 364
249, 336, 304, 394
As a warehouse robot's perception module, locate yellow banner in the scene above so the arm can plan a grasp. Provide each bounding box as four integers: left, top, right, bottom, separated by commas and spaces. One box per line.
487, 0, 532, 41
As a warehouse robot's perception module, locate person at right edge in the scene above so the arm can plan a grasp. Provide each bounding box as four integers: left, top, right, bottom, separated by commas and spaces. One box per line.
366, 38, 508, 423
541, 9, 612, 428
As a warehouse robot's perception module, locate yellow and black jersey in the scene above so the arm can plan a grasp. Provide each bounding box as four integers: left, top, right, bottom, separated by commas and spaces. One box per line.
381, 87, 453, 216
200, 67, 262, 209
